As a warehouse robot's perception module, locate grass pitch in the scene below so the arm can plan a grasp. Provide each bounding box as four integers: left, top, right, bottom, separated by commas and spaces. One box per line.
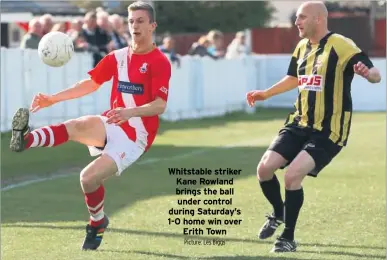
1, 109, 385, 260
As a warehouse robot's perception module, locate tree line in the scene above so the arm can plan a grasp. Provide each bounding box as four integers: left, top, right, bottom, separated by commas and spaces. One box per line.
74, 1, 275, 34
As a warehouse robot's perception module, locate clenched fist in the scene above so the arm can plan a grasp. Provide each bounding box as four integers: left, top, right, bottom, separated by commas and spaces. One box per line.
353, 61, 370, 78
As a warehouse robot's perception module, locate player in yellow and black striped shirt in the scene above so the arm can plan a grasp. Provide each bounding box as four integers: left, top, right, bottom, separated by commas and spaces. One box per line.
246, 0, 381, 253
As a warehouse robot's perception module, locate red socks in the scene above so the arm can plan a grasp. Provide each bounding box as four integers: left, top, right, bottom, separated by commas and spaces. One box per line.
26, 124, 69, 149
27, 124, 105, 227
84, 185, 105, 227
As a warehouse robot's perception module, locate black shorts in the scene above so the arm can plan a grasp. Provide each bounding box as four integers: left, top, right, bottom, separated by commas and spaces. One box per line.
268, 125, 343, 177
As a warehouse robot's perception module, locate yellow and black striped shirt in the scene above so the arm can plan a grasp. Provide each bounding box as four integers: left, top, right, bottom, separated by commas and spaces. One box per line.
286, 32, 374, 146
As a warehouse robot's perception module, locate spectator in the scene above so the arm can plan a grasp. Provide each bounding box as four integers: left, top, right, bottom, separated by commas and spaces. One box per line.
159, 36, 180, 67
20, 18, 42, 49
80, 11, 111, 66
96, 7, 106, 13
39, 14, 54, 35
108, 14, 128, 50
225, 31, 249, 59
207, 29, 225, 58
50, 22, 66, 33
122, 20, 131, 42
96, 11, 114, 52
188, 35, 217, 59
67, 18, 83, 38
97, 11, 112, 34
67, 19, 88, 52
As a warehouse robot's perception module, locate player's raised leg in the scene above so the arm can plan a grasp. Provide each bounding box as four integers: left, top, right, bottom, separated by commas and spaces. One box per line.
256, 150, 288, 239
10, 108, 106, 152
271, 150, 314, 253
10, 108, 32, 152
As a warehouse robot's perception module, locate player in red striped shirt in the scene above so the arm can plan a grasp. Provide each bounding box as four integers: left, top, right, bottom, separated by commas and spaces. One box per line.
9, 1, 171, 250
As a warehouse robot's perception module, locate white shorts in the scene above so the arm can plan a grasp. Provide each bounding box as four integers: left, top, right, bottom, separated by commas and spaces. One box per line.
87, 116, 145, 176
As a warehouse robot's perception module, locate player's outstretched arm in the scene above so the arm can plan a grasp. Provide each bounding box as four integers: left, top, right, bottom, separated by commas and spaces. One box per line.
246, 76, 298, 107
51, 79, 101, 103
106, 97, 166, 125
30, 79, 101, 113
265, 75, 299, 98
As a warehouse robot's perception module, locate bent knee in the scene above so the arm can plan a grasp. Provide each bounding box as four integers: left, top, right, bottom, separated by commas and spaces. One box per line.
64, 116, 106, 146
80, 168, 99, 188
65, 116, 93, 134
284, 173, 299, 188
257, 157, 278, 181
257, 162, 274, 181
257, 151, 287, 181
284, 158, 313, 189
284, 167, 305, 189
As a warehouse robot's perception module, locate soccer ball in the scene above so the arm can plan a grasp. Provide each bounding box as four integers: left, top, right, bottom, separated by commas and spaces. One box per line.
38, 31, 74, 67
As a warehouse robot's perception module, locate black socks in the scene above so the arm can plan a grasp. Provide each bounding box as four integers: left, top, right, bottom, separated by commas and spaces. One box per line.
280, 188, 304, 241
259, 174, 284, 219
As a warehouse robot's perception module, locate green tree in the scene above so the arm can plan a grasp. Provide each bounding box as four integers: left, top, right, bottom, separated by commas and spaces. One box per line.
73, 1, 103, 12
116, 1, 275, 33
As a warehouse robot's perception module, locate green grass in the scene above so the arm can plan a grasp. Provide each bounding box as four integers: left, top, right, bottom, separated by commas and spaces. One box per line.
0, 108, 287, 184
1, 109, 386, 260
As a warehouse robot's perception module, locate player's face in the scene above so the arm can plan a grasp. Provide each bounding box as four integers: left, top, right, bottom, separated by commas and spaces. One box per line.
295, 6, 317, 39
128, 10, 156, 43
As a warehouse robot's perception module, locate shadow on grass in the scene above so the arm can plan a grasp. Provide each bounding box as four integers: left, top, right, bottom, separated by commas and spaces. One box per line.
2, 109, 385, 259
299, 250, 385, 259
2, 145, 266, 224
4, 223, 385, 255
104, 249, 304, 260
158, 108, 291, 134
2, 143, 386, 258
1, 108, 289, 182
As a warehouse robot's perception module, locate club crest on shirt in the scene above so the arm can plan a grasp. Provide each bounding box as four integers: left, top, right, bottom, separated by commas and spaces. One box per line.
314, 59, 322, 69
139, 63, 148, 73
160, 86, 168, 94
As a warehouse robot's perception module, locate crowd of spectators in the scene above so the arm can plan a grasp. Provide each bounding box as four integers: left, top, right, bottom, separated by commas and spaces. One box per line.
20, 9, 130, 66
20, 8, 250, 67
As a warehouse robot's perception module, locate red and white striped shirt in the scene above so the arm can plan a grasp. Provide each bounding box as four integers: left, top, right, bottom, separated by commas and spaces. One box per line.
88, 46, 171, 151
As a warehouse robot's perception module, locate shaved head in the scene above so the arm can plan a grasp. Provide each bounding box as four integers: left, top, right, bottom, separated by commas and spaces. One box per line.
299, 1, 328, 19
295, 1, 329, 43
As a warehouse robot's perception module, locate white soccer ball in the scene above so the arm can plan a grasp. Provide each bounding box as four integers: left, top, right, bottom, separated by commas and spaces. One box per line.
38, 31, 74, 67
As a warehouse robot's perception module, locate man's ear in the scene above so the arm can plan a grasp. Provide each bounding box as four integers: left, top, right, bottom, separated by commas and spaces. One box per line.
316, 15, 324, 25
152, 22, 157, 31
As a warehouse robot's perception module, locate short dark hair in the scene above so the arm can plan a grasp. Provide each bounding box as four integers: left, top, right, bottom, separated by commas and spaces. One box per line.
84, 11, 96, 20
128, 1, 155, 23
